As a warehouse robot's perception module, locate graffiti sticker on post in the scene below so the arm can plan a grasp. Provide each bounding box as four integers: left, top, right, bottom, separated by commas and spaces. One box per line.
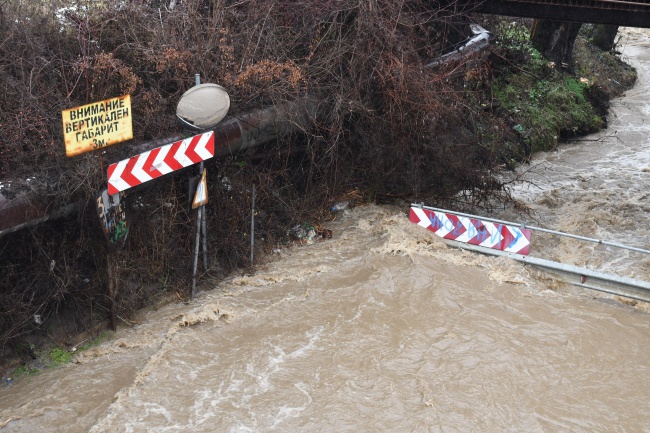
62, 95, 133, 157
96, 189, 129, 248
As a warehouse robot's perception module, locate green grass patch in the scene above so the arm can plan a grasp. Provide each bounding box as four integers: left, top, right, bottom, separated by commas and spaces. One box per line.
5, 332, 115, 385
492, 63, 603, 153
48, 347, 72, 366
484, 20, 634, 157
11, 365, 41, 379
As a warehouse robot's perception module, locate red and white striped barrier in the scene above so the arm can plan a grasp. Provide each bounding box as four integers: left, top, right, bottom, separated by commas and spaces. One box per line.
107, 131, 214, 195
410, 206, 532, 255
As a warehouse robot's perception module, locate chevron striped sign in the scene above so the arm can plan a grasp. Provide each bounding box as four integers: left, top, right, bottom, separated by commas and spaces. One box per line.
410, 207, 532, 255
107, 131, 214, 195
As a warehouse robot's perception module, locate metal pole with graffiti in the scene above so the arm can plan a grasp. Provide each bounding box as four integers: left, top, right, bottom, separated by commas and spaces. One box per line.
96, 189, 129, 248
63, 95, 134, 331
96, 189, 129, 330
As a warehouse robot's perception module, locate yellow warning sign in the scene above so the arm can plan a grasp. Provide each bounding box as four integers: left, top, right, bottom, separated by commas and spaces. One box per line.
62, 95, 133, 157
192, 169, 209, 209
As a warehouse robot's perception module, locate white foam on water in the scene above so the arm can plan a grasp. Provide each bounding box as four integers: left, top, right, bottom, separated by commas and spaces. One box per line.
495, 28, 650, 286
3, 29, 650, 433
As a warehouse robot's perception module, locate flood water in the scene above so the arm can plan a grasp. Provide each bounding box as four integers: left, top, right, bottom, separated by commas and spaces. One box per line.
1, 29, 650, 433
495, 28, 650, 285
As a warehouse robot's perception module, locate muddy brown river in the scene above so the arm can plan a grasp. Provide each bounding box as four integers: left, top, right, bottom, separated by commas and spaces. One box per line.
1, 29, 649, 432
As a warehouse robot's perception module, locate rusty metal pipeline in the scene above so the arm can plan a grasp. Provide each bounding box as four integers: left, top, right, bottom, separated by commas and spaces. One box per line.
0, 97, 316, 238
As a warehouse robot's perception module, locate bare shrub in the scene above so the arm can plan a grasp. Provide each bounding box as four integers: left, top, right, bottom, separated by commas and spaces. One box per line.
0, 0, 509, 356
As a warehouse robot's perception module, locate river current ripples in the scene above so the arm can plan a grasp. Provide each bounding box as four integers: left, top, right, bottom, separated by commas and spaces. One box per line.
1, 28, 650, 433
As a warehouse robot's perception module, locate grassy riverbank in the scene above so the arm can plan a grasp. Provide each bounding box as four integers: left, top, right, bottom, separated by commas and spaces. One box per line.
478, 20, 636, 164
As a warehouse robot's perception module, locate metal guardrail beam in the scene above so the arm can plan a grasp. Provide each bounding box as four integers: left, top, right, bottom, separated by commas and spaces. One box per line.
412, 204, 650, 303
413, 204, 650, 255
442, 239, 650, 303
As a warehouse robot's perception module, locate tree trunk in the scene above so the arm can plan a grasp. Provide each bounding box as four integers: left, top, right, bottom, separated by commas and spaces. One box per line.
592, 25, 619, 52
531, 20, 582, 73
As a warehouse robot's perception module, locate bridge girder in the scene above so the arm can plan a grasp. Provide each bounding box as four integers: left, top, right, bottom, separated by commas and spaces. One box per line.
475, 0, 650, 28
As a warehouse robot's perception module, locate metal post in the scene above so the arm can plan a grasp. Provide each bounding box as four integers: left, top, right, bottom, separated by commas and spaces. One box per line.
106, 252, 117, 330
201, 197, 208, 272
190, 73, 209, 295
197, 73, 208, 271
191, 206, 201, 299
250, 184, 256, 266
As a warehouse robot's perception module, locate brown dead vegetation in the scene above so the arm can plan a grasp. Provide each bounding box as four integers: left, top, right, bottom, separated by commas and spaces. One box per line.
0, 1, 631, 365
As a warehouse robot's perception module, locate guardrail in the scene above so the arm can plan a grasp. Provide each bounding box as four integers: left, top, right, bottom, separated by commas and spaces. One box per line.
412, 204, 650, 303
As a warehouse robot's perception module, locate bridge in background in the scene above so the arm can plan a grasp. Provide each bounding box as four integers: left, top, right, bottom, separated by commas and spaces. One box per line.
475, 0, 650, 28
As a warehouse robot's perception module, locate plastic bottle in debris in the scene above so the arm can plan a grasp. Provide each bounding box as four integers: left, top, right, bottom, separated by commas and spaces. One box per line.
331, 201, 350, 212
